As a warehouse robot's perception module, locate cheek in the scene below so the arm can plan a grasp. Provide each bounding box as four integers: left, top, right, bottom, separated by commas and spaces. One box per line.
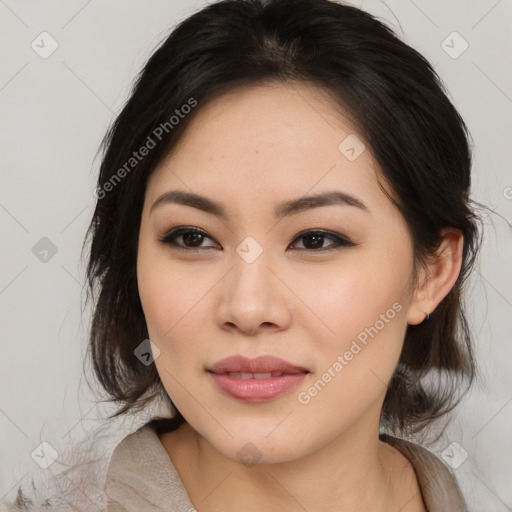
295, 270, 409, 431
304, 249, 411, 378
139, 270, 200, 345
138, 235, 186, 327
137, 261, 208, 410
334, 275, 406, 346
137, 245, 215, 371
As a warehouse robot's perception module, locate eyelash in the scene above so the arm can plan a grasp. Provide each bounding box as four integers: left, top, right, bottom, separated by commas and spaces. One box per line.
158, 226, 356, 253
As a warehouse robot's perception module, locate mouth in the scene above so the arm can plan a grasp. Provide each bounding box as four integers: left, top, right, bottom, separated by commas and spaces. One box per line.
206, 355, 310, 402
207, 354, 309, 375
209, 371, 301, 379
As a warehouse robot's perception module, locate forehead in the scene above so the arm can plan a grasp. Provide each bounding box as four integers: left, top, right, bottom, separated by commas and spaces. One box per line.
145, 82, 391, 213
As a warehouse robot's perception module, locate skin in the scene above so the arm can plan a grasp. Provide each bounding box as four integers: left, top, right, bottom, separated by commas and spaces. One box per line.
136, 81, 463, 512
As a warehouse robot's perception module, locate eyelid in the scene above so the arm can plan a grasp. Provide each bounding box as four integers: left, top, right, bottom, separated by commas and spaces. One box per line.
288, 229, 355, 250
158, 226, 356, 252
158, 226, 219, 250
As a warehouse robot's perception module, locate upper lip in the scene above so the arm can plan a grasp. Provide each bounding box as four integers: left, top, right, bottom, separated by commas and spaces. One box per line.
207, 355, 309, 374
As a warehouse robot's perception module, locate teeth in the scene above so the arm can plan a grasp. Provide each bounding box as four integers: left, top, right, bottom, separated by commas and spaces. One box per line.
254, 372, 272, 379
226, 372, 284, 379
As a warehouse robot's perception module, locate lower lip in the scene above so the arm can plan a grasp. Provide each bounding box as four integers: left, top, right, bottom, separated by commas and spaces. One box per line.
208, 372, 308, 402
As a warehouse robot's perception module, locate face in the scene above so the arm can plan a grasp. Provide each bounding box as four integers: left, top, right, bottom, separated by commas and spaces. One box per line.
137, 82, 418, 464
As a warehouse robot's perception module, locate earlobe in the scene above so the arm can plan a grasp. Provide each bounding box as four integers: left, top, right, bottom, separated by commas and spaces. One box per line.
406, 228, 464, 326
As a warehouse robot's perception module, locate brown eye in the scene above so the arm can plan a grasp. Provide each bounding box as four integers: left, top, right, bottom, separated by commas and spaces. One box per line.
181, 232, 205, 247
158, 227, 355, 253
289, 230, 355, 251
159, 227, 219, 250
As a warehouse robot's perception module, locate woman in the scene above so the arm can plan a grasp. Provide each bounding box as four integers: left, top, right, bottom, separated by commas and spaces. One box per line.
4, 0, 485, 510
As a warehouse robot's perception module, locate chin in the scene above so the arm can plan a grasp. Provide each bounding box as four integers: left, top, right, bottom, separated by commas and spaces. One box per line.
199, 426, 307, 467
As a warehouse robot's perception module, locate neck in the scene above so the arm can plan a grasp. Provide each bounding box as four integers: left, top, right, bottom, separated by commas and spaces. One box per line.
160, 419, 425, 512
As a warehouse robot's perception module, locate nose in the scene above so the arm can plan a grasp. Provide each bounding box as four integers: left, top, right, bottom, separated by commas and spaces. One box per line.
215, 248, 292, 336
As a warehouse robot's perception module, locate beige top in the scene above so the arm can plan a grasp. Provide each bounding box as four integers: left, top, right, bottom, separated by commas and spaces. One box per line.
104, 422, 468, 511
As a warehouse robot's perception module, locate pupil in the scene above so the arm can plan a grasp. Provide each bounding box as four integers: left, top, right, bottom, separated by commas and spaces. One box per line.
180, 232, 327, 249
183, 233, 203, 247
304, 233, 323, 249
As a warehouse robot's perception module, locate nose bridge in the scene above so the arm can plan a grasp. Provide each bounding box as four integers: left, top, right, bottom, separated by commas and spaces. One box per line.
217, 235, 291, 333
230, 237, 274, 302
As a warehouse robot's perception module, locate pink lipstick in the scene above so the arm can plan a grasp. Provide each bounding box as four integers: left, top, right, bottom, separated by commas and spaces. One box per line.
207, 355, 309, 402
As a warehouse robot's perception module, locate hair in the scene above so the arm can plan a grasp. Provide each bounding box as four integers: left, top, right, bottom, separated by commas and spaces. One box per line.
3, 0, 488, 509
83, 0, 487, 438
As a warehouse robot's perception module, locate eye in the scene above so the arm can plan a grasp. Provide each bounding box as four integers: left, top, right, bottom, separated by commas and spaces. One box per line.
159, 226, 355, 253
288, 229, 355, 252
158, 226, 219, 251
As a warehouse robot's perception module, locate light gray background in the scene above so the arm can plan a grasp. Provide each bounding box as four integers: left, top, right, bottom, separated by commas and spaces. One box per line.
1, 1, 511, 510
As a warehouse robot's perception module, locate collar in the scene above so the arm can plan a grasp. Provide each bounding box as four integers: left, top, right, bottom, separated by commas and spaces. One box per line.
105, 422, 467, 511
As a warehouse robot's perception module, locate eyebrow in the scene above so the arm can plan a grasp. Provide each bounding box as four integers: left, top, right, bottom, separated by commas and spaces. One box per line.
150, 189, 369, 219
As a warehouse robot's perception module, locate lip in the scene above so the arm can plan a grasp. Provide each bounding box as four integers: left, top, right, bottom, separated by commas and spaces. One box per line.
207, 355, 309, 374
207, 355, 309, 402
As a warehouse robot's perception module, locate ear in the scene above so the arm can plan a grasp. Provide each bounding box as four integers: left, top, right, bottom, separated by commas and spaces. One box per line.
407, 227, 464, 326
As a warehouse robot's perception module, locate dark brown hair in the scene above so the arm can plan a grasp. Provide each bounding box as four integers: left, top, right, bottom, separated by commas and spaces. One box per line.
82, 0, 485, 438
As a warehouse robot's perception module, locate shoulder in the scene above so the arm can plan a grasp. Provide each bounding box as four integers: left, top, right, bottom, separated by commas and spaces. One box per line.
105, 420, 176, 480
380, 433, 467, 512
104, 420, 196, 511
